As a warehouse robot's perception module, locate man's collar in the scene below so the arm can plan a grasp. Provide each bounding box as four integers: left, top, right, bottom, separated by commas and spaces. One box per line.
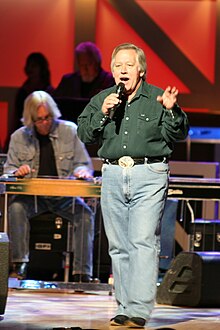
139, 81, 150, 98
130, 80, 150, 100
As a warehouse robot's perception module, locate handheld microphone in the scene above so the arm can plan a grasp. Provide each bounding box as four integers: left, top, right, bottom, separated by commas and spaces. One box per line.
99, 82, 125, 130
109, 82, 125, 120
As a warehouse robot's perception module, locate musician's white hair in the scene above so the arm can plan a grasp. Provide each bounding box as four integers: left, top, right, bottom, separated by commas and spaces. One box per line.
22, 90, 61, 129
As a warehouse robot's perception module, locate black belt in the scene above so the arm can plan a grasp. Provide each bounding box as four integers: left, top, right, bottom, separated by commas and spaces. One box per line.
103, 156, 168, 168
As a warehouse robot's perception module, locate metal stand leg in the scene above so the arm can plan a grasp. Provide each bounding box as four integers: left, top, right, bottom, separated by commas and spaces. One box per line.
64, 221, 73, 283
3, 194, 8, 233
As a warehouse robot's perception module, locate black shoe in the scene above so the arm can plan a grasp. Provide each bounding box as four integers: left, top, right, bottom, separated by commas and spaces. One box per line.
71, 274, 92, 283
110, 315, 129, 326
125, 317, 146, 328
9, 262, 27, 280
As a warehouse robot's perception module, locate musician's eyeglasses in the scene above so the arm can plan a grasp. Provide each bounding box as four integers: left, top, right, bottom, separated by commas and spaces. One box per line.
34, 115, 52, 124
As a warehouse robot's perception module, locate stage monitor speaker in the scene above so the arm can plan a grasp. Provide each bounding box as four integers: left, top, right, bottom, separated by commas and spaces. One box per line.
0, 232, 9, 315
156, 251, 220, 307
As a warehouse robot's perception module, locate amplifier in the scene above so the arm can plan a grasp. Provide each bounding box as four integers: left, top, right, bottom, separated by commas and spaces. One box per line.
27, 250, 68, 281
190, 219, 220, 251
28, 212, 71, 281
29, 212, 69, 252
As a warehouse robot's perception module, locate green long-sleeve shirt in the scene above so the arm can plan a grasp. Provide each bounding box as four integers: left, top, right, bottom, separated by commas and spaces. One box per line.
77, 81, 189, 159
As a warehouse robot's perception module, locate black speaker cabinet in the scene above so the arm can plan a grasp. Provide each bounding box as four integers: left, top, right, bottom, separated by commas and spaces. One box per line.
0, 232, 9, 315
156, 251, 220, 307
28, 213, 69, 281
29, 212, 68, 252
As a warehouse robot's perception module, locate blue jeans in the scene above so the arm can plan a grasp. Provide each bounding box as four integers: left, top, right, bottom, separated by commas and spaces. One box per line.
8, 195, 94, 276
101, 162, 169, 319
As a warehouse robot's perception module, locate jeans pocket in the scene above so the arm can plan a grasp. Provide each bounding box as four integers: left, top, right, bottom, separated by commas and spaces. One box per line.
147, 162, 169, 174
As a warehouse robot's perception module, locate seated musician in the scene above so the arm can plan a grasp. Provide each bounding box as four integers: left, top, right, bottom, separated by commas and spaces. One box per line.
4, 90, 94, 282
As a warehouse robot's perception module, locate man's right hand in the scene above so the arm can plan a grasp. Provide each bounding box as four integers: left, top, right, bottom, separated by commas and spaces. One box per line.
14, 165, 34, 177
101, 93, 122, 116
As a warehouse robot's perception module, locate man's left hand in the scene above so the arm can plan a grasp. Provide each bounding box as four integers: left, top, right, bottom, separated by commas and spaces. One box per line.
157, 86, 178, 110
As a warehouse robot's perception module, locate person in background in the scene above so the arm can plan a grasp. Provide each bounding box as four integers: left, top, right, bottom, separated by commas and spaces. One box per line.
54, 41, 115, 158
14, 52, 54, 131
77, 43, 189, 327
53, 41, 114, 99
4, 91, 94, 283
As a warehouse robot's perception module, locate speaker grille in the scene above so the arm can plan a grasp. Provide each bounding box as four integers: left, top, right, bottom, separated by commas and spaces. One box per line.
157, 251, 220, 307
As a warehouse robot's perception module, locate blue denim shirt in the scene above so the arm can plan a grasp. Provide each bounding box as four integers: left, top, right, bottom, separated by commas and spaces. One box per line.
4, 119, 93, 178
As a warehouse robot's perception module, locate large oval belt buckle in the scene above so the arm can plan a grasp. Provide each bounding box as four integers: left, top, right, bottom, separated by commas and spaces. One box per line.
118, 156, 134, 168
